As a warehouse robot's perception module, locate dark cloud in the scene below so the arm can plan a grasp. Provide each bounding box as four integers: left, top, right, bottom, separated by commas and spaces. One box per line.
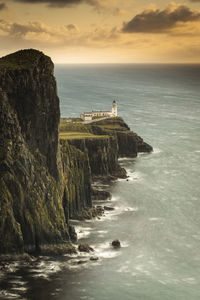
122, 5, 200, 33
66, 24, 79, 31
9, 22, 48, 36
11, 0, 122, 15
0, 2, 7, 10
12, 0, 101, 8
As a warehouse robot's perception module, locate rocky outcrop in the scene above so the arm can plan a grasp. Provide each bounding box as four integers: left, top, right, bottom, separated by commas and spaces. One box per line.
0, 49, 153, 254
111, 239, 121, 248
90, 117, 153, 157
67, 137, 127, 180
0, 50, 69, 254
60, 141, 92, 220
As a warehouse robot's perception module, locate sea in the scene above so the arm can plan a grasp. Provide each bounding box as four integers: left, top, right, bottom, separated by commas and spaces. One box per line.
1, 64, 200, 300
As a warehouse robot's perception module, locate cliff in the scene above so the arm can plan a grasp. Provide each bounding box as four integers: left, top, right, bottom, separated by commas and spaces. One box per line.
90, 117, 153, 157
0, 49, 153, 254
60, 141, 92, 220
59, 117, 153, 180
0, 50, 69, 254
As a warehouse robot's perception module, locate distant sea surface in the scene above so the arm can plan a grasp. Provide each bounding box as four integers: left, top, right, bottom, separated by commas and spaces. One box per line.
55, 64, 200, 300
2, 64, 200, 300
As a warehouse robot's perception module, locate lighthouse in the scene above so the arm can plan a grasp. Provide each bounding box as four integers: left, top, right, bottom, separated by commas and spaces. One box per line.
112, 100, 117, 117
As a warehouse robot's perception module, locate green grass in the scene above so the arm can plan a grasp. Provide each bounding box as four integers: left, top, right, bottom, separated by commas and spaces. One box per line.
59, 116, 130, 140
60, 119, 90, 133
0, 49, 45, 69
59, 132, 109, 140
98, 124, 126, 130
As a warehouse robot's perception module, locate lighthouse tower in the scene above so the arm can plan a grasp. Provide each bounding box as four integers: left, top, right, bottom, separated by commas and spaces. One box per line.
112, 100, 117, 117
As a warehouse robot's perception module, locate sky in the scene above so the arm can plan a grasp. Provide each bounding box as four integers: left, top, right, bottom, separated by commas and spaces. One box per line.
0, 0, 200, 63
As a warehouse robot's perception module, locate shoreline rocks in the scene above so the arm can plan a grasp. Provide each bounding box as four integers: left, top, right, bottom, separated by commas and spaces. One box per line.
111, 240, 121, 248
90, 256, 99, 261
78, 243, 94, 253
104, 206, 115, 211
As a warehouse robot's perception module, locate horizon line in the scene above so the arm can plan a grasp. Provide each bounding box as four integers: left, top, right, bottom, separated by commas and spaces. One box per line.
55, 62, 200, 65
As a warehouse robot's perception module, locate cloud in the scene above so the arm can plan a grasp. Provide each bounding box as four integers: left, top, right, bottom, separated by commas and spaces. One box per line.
122, 3, 200, 33
0, 19, 121, 49
66, 24, 79, 32
12, 0, 107, 9
0, 2, 7, 10
12, 0, 83, 8
11, 0, 124, 15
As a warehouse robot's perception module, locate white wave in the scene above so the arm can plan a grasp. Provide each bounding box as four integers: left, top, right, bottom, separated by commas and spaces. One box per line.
0, 291, 23, 299
110, 195, 119, 202
165, 248, 174, 253
11, 286, 27, 292
194, 150, 200, 153
124, 207, 138, 212
95, 241, 111, 251
97, 250, 121, 259
95, 242, 121, 258
149, 123, 157, 126
97, 230, 108, 234
97, 204, 138, 222
31, 261, 62, 279
149, 217, 161, 221
97, 230, 108, 238
136, 254, 144, 259
126, 171, 142, 181
182, 277, 197, 284
118, 157, 136, 162
75, 226, 93, 239
121, 241, 129, 248
153, 148, 162, 154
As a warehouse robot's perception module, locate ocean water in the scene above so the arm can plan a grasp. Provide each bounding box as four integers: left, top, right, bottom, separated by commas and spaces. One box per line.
1, 64, 200, 300
54, 64, 200, 300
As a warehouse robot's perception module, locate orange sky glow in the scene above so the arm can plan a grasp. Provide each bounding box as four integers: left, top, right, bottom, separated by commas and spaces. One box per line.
0, 0, 200, 63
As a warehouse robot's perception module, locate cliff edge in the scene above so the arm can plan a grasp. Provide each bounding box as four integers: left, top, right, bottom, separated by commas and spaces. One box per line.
0, 49, 153, 255
0, 50, 69, 253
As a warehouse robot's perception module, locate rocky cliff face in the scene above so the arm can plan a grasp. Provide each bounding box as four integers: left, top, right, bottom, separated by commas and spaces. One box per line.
60, 141, 92, 220
90, 117, 153, 157
0, 49, 153, 254
0, 50, 68, 253
67, 137, 126, 179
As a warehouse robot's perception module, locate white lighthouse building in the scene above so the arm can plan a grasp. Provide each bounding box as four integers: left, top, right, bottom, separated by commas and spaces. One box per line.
80, 101, 118, 121
112, 100, 117, 117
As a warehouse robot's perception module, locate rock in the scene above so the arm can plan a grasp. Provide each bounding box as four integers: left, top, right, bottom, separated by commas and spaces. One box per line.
91, 206, 104, 218
0, 49, 69, 253
78, 243, 94, 253
69, 225, 78, 242
104, 206, 115, 211
90, 256, 99, 261
77, 260, 87, 265
111, 240, 121, 248
92, 189, 112, 200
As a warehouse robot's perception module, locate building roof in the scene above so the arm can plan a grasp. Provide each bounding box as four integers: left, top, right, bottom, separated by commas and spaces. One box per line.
83, 111, 112, 115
